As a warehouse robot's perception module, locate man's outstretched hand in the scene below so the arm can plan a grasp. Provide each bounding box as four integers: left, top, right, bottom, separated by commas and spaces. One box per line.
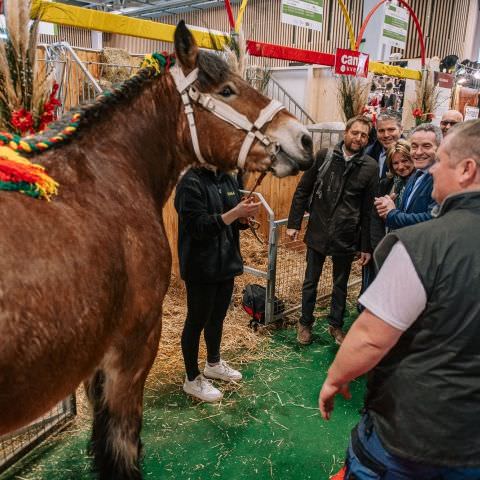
319, 380, 352, 420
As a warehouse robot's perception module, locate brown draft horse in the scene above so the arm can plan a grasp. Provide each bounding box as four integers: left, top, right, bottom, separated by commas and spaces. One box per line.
0, 22, 313, 479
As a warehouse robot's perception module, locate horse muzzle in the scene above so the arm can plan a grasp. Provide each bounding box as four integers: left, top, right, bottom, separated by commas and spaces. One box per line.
269, 145, 313, 178
266, 119, 314, 177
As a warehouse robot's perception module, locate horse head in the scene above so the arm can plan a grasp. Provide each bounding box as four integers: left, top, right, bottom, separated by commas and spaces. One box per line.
172, 21, 314, 177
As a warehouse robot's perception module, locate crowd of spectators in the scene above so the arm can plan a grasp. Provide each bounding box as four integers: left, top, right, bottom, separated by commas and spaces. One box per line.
287, 111, 452, 345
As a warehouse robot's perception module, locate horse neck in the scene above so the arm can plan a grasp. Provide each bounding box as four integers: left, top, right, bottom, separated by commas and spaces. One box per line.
86, 74, 193, 205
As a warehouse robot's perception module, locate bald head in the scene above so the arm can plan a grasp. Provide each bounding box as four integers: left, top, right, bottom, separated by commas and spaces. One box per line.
431, 120, 480, 203
443, 120, 480, 167
440, 110, 464, 136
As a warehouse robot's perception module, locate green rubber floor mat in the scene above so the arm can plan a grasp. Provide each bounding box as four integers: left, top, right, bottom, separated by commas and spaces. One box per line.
4, 311, 364, 480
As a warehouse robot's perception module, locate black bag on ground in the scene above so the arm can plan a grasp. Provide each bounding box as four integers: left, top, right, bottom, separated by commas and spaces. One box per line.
242, 284, 285, 326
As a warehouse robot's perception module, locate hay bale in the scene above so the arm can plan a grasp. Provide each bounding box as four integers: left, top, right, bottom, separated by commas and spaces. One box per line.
100, 47, 136, 83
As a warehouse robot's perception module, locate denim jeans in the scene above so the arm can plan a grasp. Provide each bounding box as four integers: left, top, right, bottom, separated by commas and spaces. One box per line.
345, 414, 480, 480
299, 247, 354, 328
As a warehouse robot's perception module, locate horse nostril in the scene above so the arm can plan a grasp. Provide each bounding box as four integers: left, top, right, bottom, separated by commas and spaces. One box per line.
301, 134, 313, 153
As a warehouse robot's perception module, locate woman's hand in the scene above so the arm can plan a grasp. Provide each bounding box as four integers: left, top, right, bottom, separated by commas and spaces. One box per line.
222, 198, 261, 225
234, 198, 261, 218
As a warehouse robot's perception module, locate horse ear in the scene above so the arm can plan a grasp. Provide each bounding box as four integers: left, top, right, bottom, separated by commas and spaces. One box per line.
174, 20, 199, 70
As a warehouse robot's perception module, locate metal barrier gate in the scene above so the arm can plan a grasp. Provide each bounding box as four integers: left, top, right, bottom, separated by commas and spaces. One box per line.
0, 395, 76, 474
241, 192, 361, 325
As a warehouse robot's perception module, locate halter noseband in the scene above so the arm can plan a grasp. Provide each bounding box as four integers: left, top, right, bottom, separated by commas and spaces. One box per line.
170, 64, 285, 169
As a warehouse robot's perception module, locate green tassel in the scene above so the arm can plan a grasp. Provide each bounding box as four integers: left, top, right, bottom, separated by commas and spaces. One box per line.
0, 180, 40, 197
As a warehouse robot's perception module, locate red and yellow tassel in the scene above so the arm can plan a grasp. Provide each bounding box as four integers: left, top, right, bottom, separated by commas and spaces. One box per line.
0, 146, 58, 200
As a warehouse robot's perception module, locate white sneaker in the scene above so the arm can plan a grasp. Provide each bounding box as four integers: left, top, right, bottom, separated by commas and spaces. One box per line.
183, 375, 223, 402
204, 360, 242, 382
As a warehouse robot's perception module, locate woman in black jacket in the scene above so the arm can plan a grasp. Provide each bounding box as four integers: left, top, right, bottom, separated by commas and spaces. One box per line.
174, 166, 260, 402
370, 139, 415, 251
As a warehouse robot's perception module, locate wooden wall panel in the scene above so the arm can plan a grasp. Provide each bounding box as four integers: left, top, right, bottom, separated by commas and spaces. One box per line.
162, 193, 180, 276
392, 0, 470, 60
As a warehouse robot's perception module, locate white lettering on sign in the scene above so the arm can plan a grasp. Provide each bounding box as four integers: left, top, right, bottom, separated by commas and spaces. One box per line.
335, 48, 369, 77
340, 54, 359, 71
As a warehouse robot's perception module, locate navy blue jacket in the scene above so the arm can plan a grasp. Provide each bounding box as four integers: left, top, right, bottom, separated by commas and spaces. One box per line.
385, 171, 437, 229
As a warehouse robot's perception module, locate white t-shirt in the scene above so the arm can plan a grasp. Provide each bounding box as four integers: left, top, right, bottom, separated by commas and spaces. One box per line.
359, 241, 427, 331
342, 145, 355, 162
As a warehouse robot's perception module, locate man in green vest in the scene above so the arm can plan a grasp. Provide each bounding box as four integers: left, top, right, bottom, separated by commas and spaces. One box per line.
319, 120, 480, 479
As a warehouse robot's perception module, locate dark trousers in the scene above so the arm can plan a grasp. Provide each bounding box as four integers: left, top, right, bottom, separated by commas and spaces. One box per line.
300, 247, 354, 329
181, 279, 234, 381
357, 262, 376, 313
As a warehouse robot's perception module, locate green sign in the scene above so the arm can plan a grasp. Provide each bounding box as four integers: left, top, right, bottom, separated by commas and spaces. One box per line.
382, 4, 409, 50
281, 0, 324, 32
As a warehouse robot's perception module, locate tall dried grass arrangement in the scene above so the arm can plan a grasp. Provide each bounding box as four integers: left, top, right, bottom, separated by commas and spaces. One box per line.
0, 0, 54, 132
336, 76, 370, 122
411, 69, 440, 124
246, 66, 271, 94
222, 30, 271, 93
223, 31, 247, 79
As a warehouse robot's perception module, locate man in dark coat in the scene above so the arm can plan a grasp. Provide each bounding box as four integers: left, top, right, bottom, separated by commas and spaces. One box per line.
320, 119, 480, 479
365, 112, 403, 179
286, 116, 378, 346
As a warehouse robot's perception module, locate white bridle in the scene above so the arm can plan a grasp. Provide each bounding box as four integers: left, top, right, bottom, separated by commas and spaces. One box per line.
170, 64, 285, 169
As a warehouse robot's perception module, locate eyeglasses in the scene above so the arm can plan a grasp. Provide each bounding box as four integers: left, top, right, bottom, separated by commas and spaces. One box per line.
440, 120, 459, 126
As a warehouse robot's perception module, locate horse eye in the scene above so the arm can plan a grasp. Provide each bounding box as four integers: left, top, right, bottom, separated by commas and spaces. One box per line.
219, 86, 235, 98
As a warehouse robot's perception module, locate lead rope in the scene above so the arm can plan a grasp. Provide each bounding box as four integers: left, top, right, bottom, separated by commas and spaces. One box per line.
243, 171, 267, 244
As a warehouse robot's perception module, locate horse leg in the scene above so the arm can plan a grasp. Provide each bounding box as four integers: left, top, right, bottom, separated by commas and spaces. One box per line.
84, 315, 162, 480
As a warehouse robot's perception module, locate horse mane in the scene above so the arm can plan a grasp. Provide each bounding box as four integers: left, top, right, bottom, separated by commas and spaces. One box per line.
1, 50, 232, 159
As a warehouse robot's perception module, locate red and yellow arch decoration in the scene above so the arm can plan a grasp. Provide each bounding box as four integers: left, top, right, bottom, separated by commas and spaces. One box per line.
355, 0, 426, 67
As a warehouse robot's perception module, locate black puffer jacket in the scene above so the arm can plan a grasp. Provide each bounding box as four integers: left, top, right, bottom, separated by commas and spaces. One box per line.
287, 143, 378, 255
174, 167, 247, 283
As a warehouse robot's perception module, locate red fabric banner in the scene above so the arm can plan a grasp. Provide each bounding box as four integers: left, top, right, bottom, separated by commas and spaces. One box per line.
246, 40, 335, 66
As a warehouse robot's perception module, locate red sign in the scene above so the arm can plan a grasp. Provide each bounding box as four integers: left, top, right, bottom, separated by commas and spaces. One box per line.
334, 49, 369, 78
434, 72, 454, 89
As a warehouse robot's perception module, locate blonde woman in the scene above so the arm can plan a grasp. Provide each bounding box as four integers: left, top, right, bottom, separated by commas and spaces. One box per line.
370, 139, 415, 251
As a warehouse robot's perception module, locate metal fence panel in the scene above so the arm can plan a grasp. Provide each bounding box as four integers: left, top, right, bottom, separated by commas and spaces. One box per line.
0, 396, 76, 474
308, 127, 344, 151
240, 187, 361, 325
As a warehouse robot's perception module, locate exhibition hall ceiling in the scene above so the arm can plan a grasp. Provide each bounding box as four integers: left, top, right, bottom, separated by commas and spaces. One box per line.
56, 0, 240, 18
